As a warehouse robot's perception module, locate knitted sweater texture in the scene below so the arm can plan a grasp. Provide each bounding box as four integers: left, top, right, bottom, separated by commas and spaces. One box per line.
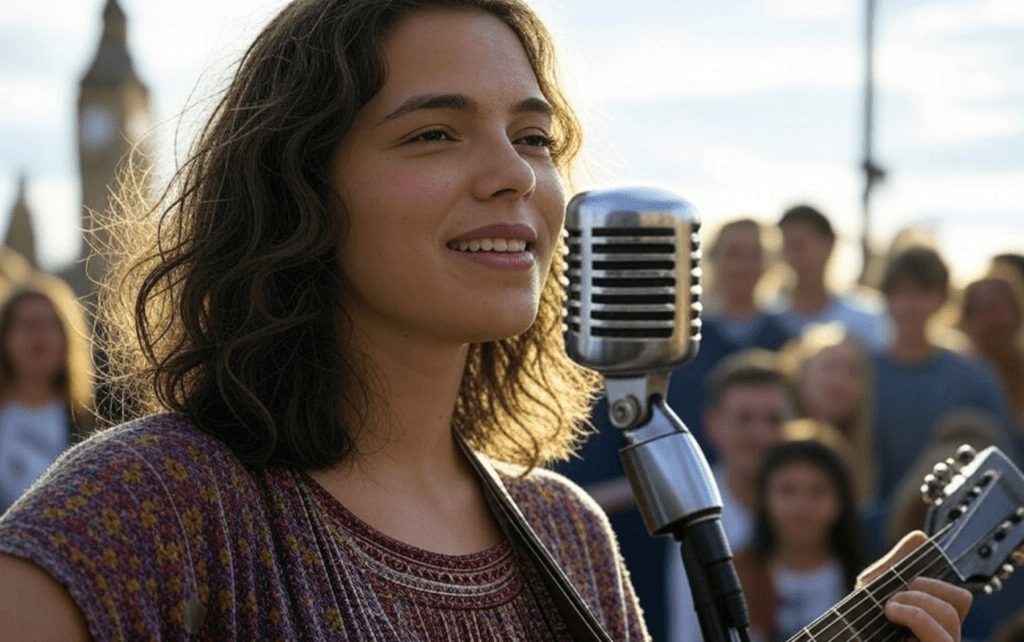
0, 414, 648, 641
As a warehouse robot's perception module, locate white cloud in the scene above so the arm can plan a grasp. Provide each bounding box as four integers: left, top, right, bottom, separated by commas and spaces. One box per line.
876, 2, 1024, 145
0, 78, 71, 128
764, 0, 856, 22
577, 36, 858, 103
890, 0, 1024, 36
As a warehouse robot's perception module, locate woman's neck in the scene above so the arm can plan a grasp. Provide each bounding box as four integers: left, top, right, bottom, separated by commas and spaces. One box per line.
307, 326, 503, 555
3, 379, 59, 408
342, 327, 470, 482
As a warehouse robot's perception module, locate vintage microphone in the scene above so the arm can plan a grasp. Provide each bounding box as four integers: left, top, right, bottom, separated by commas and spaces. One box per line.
563, 185, 751, 642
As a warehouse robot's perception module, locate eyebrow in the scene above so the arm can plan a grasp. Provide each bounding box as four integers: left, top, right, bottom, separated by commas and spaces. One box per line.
377, 93, 553, 125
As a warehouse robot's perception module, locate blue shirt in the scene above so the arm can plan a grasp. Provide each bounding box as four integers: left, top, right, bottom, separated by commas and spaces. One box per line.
871, 348, 1019, 505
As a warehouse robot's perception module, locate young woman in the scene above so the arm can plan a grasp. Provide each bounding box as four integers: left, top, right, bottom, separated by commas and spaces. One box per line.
0, 1, 971, 640
734, 440, 866, 642
779, 323, 876, 501
0, 280, 92, 512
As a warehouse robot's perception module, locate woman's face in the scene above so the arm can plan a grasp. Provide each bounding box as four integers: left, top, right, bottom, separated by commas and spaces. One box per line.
964, 280, 1020, 352
799, 343, 863, 424
766, 461, 840, 550
715, 226, 763, 299
4, 296, 66, 383
332, 9, 565, 348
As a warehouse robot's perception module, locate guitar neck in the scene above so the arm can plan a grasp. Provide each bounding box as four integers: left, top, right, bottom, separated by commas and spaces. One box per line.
787, 539, 958, 642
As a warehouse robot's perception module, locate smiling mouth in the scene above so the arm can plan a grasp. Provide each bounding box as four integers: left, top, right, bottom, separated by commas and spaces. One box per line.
446, 237, 531, 253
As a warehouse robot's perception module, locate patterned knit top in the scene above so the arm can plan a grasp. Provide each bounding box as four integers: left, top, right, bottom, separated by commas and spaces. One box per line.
0, 414, 648, 641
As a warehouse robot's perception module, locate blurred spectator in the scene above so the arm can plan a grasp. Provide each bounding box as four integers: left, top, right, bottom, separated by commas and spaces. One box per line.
991, 609, 1024, 642
960, 277, 1024, 427
872, 246, 1019, 510
668, 349, 792, 642
0, 278, 93, 512
0, 248, 31, 302
779, 323, 876, 501
992, 253, 1024, 285
772, 205, 890, 350
734, 440, 865, 642
883, 407, 1023, 642
703, 219, 793, 351
883, 408, 999, 550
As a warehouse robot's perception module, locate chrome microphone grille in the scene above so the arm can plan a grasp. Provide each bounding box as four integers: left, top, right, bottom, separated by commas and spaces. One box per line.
563, 186, 702, 377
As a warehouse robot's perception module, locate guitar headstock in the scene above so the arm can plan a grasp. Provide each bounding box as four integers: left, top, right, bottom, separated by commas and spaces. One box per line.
921, 445, 1024, 595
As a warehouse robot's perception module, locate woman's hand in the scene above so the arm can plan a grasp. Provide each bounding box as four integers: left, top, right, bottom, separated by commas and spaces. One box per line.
857, 531, 973, 642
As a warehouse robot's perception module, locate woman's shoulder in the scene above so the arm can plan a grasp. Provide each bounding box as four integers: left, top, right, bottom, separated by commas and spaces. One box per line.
0, 413, 275, 640
499, 463, 611, 532
1, 412, 257, 528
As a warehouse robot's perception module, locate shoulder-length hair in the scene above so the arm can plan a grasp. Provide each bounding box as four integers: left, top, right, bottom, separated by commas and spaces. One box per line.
100, 0, 599, 470
0, 276, 94, 436
778, 322, 876, 501
749, 439, 865, 591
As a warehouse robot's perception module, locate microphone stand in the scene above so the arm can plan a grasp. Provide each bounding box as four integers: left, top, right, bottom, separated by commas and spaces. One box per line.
604, 375, 751, 642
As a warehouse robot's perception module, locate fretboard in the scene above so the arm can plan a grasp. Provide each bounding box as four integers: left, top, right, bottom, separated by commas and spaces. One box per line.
786, 539, 958, 642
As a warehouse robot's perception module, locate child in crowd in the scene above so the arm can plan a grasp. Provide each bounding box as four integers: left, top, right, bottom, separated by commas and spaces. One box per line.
734, 440, 865, 642
779, 323, 875, 501
960, 275, 1024, 432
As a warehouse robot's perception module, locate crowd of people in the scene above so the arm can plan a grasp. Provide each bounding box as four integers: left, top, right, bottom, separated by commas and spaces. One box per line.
558, 204, 1024, 642
0, 0, 994, 640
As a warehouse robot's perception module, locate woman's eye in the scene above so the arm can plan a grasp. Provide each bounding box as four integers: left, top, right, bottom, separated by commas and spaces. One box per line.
410, 128, 454, 143
517, 133, 556, 150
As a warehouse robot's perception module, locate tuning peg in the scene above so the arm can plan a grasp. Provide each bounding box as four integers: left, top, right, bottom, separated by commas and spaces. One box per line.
955, 444, 977, 466
994, 521, 1014, 542
999, 564, 1014, 581
983, 577, 1004, 595
921, 474, 945, 504
932, 462, 954, 482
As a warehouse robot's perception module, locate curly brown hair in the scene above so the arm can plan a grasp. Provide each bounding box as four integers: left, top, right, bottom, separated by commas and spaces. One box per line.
99, 0, 600, 471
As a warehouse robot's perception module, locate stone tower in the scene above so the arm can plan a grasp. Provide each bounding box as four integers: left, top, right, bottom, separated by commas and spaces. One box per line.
71, 0, 150, 300
3, 173, 39, 271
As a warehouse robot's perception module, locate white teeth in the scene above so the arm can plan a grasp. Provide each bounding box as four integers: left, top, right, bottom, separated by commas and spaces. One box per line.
448, 237, 529, 253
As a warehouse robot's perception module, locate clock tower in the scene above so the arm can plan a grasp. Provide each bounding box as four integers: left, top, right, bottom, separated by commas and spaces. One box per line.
72, 0, 150, 300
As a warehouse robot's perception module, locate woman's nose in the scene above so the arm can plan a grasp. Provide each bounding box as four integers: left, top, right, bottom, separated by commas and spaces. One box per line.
471, 137, 536, 201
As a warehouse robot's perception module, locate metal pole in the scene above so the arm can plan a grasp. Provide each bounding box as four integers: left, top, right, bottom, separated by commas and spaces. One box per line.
861, 0, 885, 283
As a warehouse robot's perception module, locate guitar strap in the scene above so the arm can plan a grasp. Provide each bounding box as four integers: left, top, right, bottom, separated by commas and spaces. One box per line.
455, 432, 615, 642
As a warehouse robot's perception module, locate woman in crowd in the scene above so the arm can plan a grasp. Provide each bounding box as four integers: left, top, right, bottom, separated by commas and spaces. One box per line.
959, 275, 1024, 428
734, 440, 866, 642
779, 323, 876, 501
0, 0, 971, 639
0, 278, 92, 512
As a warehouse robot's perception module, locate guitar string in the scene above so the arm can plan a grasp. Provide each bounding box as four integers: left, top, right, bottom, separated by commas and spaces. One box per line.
834, 556, 959, 642
801, 518, 961, 641
795, 542, 957, 642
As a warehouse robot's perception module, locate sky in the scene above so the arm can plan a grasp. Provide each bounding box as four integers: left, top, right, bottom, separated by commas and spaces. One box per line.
1, 0, 1022, 286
